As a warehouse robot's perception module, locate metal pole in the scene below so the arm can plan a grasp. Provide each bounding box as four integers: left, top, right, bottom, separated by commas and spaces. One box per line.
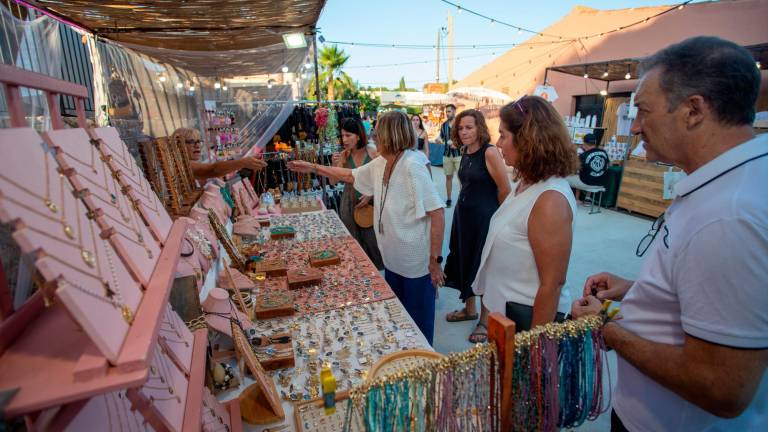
311, 29, 328, 206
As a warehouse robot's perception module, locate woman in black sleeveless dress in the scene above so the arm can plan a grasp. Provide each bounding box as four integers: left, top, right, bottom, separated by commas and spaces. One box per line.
443, 110, 511, 342
410, 114, 431, 161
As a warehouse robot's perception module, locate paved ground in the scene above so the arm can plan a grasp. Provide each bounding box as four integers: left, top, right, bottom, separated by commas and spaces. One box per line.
427, 166, 651, 431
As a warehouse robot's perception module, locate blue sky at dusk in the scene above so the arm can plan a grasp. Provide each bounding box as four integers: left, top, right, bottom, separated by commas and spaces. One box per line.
316, 0, 698, 88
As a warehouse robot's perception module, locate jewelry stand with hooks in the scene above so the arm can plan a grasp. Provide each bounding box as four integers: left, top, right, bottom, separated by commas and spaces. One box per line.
0, 64, 192, 421
43, 127, 162, 288
87, 126, 174, 245
158, 303, 195, 376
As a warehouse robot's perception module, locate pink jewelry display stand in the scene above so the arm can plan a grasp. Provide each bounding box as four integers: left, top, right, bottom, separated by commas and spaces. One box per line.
158, 304, 195, 376
88, 126, 174, 244
201, 387, 238, 432
0, 64, 189, 420
203, 287, 253, 338
241, 178, 260, 211
59, 389, 154, 432
188, 208, 220, 255
44, 128, 161, 287
200, 191, 229, 227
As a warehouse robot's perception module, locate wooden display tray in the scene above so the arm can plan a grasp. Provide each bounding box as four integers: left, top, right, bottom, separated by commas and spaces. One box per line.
287, 268, 323, 290
254, 291, 295, 320
368, 349, 444, 380
250, 258, 288, 277
270, 226, 295, 240
293, 390, 359, 432
308, 250, 340, 268
255, 332, 295, 371
0, 219, 189, 417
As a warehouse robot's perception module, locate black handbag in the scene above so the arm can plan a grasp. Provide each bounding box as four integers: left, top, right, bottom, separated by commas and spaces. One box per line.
505, 301, 566, 332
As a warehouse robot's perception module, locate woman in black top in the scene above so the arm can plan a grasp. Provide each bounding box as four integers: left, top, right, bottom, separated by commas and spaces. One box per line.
443, 110, 511, 343
411, 114, 430, 159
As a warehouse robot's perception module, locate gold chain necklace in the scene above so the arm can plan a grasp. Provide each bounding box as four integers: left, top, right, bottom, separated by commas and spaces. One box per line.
0, 148, 75, 240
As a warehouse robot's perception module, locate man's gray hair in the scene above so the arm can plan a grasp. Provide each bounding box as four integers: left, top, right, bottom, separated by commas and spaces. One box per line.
639, 36, 760, 126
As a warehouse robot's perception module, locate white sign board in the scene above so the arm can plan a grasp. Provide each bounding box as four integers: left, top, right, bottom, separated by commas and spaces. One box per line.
534, 85, 559, 103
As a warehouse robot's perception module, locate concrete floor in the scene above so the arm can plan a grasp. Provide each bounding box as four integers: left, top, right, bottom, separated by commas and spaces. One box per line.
428, 166, 652, 431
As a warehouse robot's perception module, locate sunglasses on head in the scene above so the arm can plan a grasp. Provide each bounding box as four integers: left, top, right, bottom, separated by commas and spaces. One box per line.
185, 139, 201, 145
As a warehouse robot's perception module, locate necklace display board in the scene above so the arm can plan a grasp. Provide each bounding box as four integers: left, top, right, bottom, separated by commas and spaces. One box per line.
88, 127, 174, 245
44, 128, 161, 287
61, 389, 154, 432
0, 65, 191, 422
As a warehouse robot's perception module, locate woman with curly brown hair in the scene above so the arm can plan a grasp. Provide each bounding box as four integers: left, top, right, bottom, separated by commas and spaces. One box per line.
442, 109, 511, 343
472, 96, 579, 332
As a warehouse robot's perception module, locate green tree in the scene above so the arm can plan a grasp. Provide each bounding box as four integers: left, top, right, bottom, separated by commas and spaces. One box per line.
318, 45, 351, 101
358, 92, 381, 114
398, 76, 407, 91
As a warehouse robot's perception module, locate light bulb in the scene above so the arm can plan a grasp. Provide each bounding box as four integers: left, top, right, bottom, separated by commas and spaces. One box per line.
583, 73, 589, 79
490, 20, 495, 26
599, 90, 608, 96
517, 29, 522, 35
602, 71, 609, 78
625, 73, 631, 80
176, 82, 183, 89
282, 65, 289, 73
268, 84, 273, 89
159, 76, 166, 83
678, 5, 684, 10
305, 62, 312, 69
214, 82, 221, 89
757, 62, 762, 69
222, 85, 228, 91
457, 6, 462, 13
189, 85, 195, 91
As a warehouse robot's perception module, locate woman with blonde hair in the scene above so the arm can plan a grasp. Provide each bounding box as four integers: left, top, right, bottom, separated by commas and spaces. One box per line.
473, 96, 579, 332
288, 111, 445, 344
173, 127, 266, 180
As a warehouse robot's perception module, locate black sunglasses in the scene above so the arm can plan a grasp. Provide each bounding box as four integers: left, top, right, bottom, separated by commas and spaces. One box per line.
636, 214, 665, 257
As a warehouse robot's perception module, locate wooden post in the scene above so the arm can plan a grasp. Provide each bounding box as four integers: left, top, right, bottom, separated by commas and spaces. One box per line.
488, 312, 515, 432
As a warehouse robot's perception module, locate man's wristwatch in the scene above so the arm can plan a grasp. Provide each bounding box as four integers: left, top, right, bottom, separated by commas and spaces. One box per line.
431, 255, 443, 264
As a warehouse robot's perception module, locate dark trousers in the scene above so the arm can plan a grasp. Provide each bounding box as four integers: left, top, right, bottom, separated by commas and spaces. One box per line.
384, 268, 435, 345
611, 409, 630, 432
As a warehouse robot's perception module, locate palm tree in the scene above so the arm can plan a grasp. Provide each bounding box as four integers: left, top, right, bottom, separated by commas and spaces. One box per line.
318, 45, 351, 101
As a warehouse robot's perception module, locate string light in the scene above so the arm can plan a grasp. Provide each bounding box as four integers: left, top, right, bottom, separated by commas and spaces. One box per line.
440, 0, 693, 41
600, 89, 608, 96
602, 71, 609, 78
158, 75, 166, 83
222, 85, 228, 91
757, 61, 762, 69
281, 65, 289, 73
175, 82, 183, 89
214, 81, 221, 89
189, 85, 195, 91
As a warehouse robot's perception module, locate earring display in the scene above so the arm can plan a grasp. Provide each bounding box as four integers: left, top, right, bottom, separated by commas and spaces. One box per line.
294, 391, 361, 432
202, 386, 233, 432
248, 299, 430, 407
133, 344, 189, 432
269, 211, 349, 241
253, 237, 393, 315
308, 249, 340, 268
159, 304, 195, 375
254, 290, 295, 319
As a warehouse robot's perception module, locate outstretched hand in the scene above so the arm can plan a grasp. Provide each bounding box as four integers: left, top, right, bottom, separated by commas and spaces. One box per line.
287, 160, 315, 173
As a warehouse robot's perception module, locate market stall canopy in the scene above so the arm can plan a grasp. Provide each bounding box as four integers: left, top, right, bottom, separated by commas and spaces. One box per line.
22, 0, 327, 76
447, 87, 513, 103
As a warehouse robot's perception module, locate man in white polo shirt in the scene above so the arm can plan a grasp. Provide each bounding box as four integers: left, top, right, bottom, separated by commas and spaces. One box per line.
572, 36, 767, 431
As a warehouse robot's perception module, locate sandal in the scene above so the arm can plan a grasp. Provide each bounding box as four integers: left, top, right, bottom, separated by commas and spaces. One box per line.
468, 323, 488, 343
446, 309, 478, 322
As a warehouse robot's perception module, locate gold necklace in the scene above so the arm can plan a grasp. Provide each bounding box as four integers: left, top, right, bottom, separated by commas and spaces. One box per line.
146, 349, 181, 403
0, 150, 75, 239
61, 141, 99, 175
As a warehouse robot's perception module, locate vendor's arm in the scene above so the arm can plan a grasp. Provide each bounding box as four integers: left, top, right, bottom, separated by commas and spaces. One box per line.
604, 322, 767, 418
190, 156, 266, 180
485, 146, 511, 204
528, 190, 573, 327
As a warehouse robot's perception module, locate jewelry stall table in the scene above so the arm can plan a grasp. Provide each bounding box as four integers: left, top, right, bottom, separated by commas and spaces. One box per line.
191, 208, 431, 432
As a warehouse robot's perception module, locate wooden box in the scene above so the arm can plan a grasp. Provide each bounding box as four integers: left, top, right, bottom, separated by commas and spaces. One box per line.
270, 226, 296, 240
250, 258, 288, 277
254, 291, 295, 320
255, 332, 295, 371
287, 268, 323, 290
309, 249, 341, 268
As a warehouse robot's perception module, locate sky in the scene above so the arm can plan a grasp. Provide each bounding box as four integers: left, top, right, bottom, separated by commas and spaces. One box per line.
316, 0, 694, 89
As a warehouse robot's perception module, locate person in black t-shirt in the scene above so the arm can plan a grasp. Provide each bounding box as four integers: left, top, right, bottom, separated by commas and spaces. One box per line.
577, 133, 609, 186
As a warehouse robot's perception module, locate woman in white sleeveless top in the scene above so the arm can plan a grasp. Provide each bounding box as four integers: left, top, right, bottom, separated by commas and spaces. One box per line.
472, 96, 579, 332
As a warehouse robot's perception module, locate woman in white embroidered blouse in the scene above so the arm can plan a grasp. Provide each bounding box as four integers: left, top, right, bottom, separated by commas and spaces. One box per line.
288, 111, 445, 344
472, 96, 580, 332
